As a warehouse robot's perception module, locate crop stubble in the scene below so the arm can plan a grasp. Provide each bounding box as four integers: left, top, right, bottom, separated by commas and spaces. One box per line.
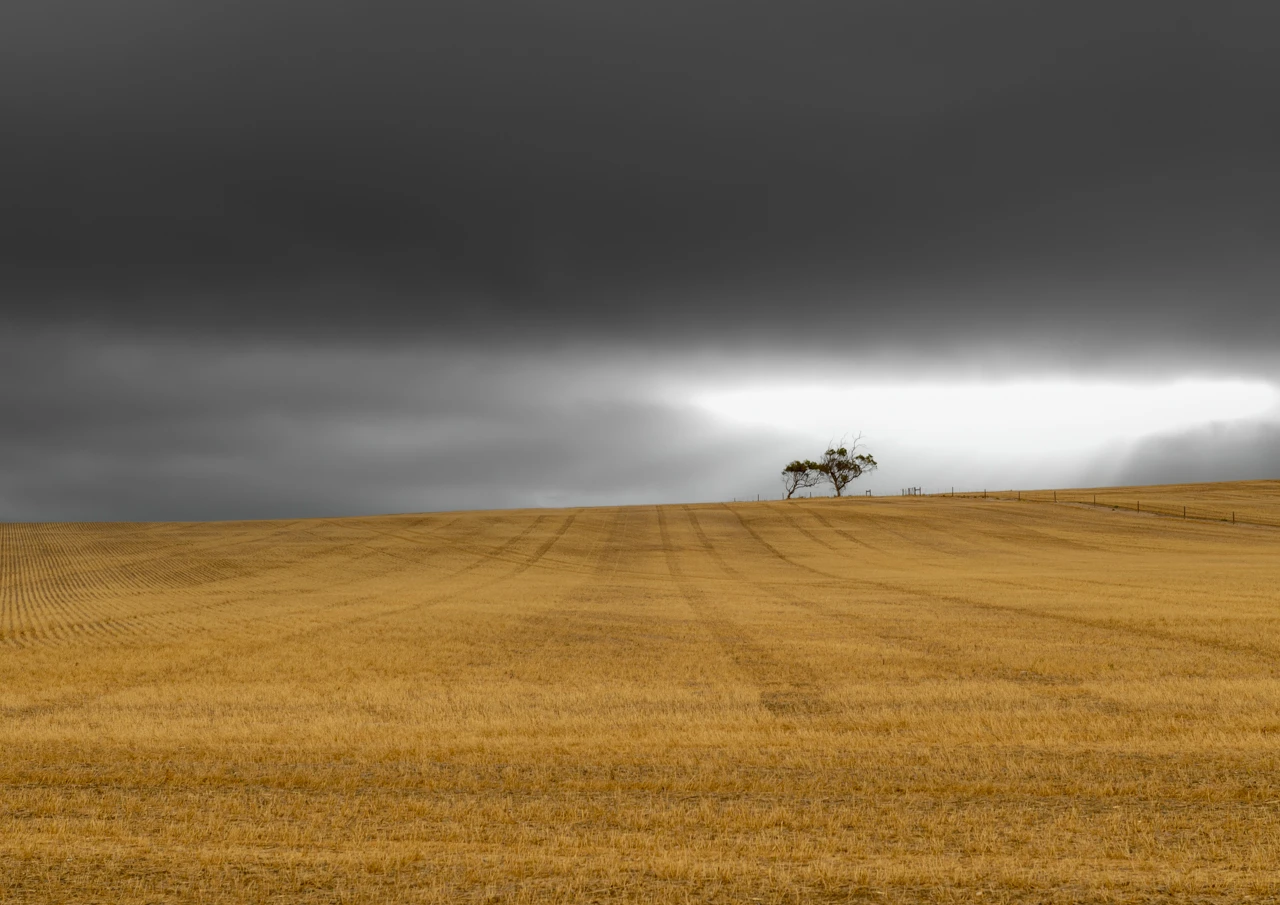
2, 482, 1279, 903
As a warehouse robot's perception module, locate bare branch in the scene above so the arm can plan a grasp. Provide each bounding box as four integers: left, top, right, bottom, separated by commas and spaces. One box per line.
814, 434, 878, 497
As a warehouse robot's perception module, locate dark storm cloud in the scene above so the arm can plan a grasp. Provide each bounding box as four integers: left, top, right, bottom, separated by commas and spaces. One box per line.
0, 332, 800, 520
3, 0, 1279, 349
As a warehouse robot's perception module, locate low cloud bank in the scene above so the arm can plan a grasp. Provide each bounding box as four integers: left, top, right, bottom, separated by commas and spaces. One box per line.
2, 330, 1275, 521
0, 332, 804, 520
1110, 419, 1280, 487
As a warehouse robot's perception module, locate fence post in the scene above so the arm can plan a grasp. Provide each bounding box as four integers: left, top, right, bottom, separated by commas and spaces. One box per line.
1053, 490, 1057, 502
1183, 506, 1186, 519
1137, 501, 1140, 513
1233, 511, 1235, 524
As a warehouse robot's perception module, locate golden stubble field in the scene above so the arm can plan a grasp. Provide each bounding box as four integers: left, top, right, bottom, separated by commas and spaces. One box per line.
2, 481, 1279, 903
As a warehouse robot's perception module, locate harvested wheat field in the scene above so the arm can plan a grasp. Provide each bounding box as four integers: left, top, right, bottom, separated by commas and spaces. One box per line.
2, 481, 1280, 904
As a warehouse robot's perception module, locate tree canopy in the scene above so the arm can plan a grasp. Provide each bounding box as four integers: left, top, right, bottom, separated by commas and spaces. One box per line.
780, 459, 821, 499
782, 435, 877, 498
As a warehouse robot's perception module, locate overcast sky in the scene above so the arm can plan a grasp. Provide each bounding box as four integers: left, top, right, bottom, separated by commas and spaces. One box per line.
3, 0, 1279, 520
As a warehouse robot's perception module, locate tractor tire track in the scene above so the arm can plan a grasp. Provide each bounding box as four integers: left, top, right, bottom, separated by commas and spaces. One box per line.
658, 507, 828, 716
726, 506, 1280, 670
792, 505, 887, 554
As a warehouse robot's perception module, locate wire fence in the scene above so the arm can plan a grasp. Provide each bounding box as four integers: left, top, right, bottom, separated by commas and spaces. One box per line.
938, 488, 1280, 529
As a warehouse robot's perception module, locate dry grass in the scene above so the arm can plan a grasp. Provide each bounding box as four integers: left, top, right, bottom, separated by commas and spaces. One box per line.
2, 481, 1280, 903
958, 479, 1280, 527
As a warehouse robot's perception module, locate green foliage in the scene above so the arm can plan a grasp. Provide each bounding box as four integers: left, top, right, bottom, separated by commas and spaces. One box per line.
780, 459, 821, 499
816, 446, 877, 497
783, 435, 877, 498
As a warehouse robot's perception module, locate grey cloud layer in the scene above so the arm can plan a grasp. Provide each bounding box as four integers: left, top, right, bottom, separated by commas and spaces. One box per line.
0, 334, 806, 520
1113, 420, 1280, 487
3, 330, 1274, 521
3, 1, 1279, 350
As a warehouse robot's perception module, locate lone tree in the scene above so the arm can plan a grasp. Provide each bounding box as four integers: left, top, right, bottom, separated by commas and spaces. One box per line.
781, 459, 821, 499
815, 435, 878, 497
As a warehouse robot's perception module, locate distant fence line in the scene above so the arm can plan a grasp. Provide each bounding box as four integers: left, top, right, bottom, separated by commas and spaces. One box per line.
936, 488, 1280, 530
745, 488, 1277, 529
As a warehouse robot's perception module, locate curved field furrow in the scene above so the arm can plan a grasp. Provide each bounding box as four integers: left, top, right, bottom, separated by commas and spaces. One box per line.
25, 525, 106, 640
685, 506, 857, 623
590, 507, 631, 576
756, 503, 887, 559
0, 525, 16, 639
3, 524, 32, 641
128, 547, 436, 637
499, 511, 580, 580
6, 513, 593, 713
742, 506, 1265, 665
683, 507, 967, 679
659, 507, 829, 716
719, 506, 851, 581
391, 511, 608, 580
868, 572, 1280, 667
15, 524, 61, 646
0, 513, 605, 647
18, 518, 506, 647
